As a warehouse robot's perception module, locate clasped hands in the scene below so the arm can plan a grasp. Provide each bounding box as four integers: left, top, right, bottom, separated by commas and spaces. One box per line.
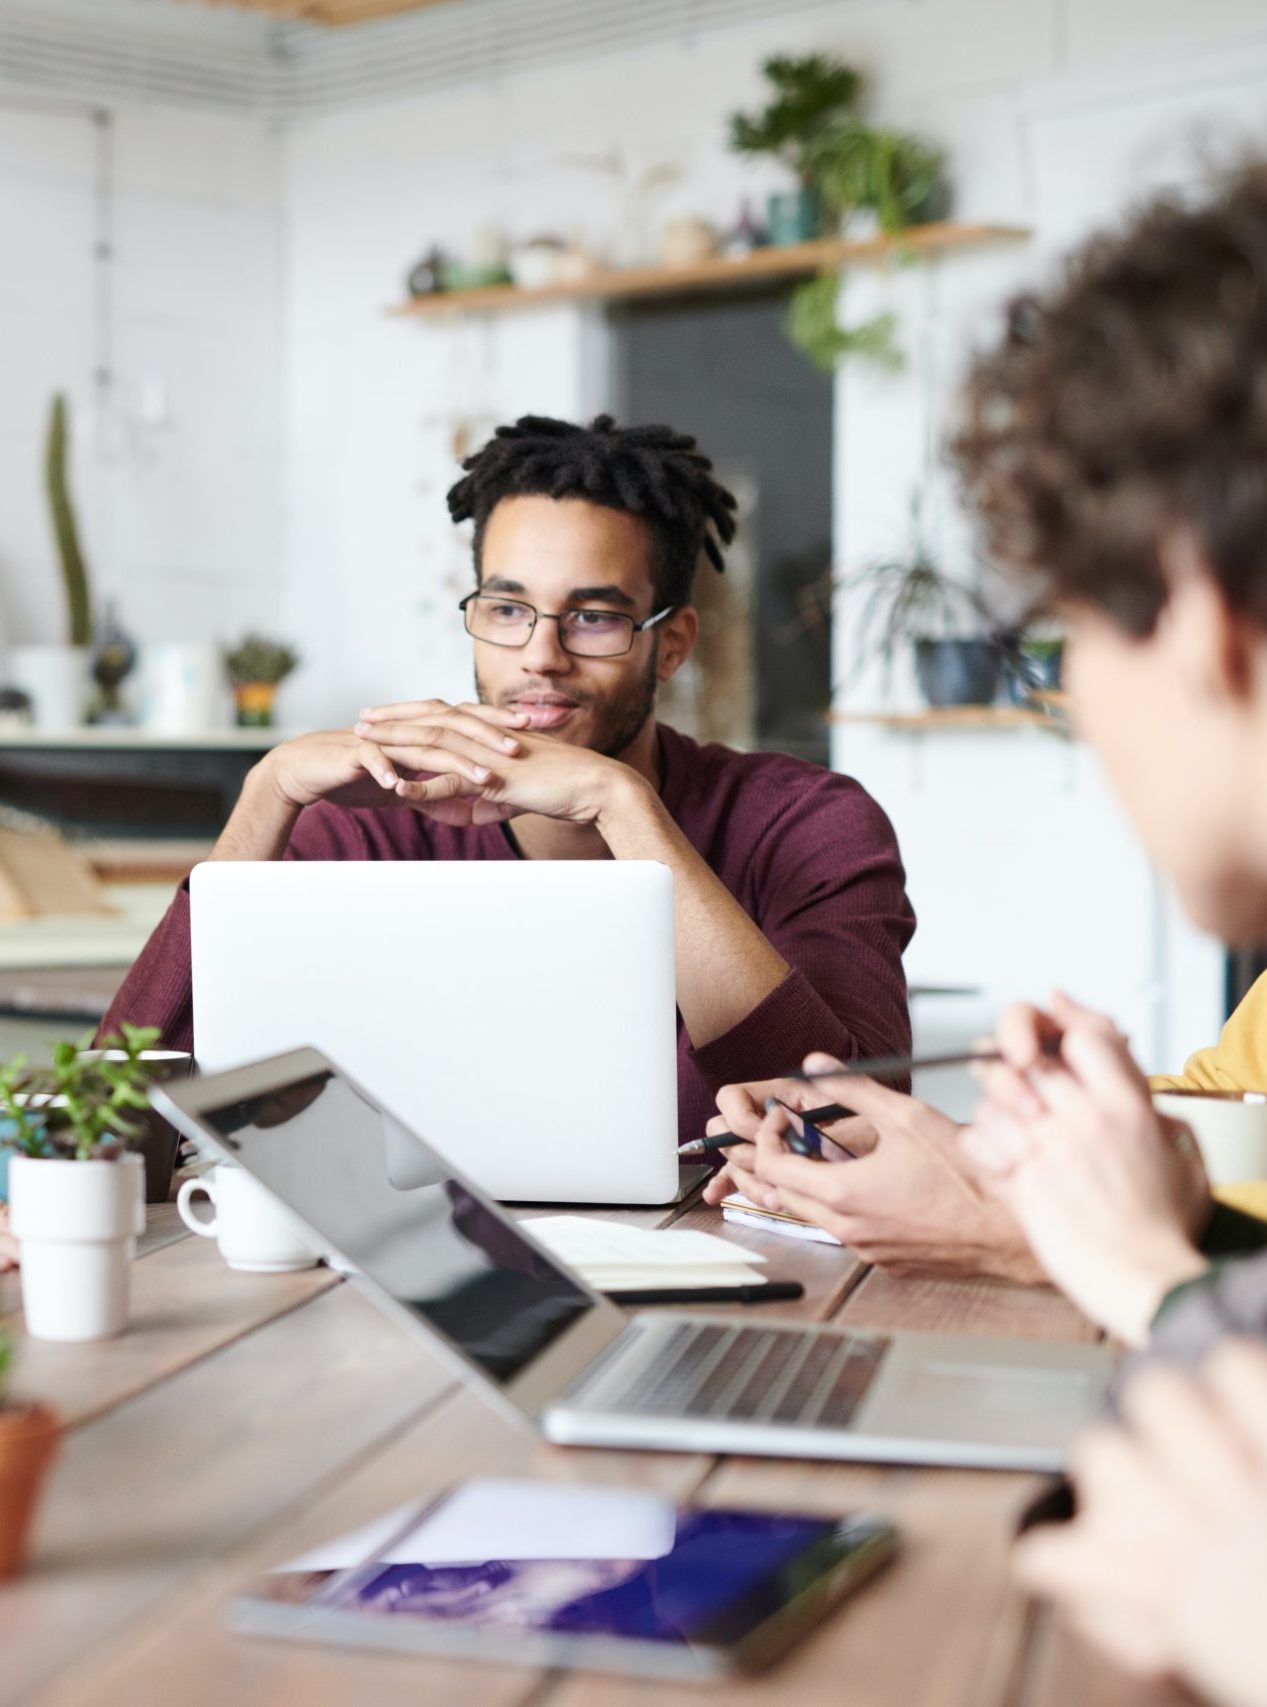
707, 993, 1212, 1316
264, 697, 629, 828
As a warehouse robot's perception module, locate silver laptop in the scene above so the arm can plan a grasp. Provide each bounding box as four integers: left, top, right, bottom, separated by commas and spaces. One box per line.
153, 1048, 1112, 1472
190, 860, 680, 1204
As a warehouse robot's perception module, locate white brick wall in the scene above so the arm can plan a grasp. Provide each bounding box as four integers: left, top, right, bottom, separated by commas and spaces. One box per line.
0, 98, 282, 655
5, 0, 1267, 1066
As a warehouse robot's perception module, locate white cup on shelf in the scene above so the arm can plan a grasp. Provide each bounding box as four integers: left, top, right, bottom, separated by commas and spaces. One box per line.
137, 642, 225, 734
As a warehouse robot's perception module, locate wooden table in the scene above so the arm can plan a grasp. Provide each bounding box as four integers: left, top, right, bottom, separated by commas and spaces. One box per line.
0, 1199, 1183, 1707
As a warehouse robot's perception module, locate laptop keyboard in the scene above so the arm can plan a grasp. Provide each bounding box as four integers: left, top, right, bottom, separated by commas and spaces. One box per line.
598, 1322, 890, 1430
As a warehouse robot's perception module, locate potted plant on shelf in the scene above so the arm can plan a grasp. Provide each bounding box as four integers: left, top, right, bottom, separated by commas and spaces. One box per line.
729, 58, 949, 374
0, 1025, 160, 1342
998, 617, 1065, 707
0, 1328, 61, 1579
729, 54, 864, 245
842, 507, 1002, 708
8, 394, 96, 730
223, 634, 299, 728
806, 120, 947, 240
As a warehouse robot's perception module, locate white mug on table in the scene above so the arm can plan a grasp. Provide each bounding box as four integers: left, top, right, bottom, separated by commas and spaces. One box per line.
1153, 1089, 1267, 1218
177, 1165, 318, 1273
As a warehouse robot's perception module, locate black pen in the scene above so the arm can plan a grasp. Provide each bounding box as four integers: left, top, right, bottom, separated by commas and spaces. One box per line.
790, 1039, 1061, 1085
603, 1281, 805, 1305
677, 1104, 845, 1157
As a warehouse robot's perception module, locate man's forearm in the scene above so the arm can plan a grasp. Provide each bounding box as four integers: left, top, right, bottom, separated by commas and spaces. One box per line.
596, 773, 789, 1048
210, 759, 301, 861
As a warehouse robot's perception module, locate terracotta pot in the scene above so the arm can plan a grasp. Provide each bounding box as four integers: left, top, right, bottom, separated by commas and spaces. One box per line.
233, 681, 277, 728
0, 1403, 61, 1579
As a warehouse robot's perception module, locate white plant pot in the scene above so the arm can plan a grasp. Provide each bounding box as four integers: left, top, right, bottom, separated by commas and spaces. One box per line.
6, 644, 91, 731
8, 1155, 144, 1341
137, 642, 226, 735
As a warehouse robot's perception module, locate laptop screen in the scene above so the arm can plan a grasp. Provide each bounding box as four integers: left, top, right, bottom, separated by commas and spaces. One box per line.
196, 1067, 597, 1384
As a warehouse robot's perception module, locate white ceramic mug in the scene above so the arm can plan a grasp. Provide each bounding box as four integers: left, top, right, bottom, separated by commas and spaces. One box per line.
1153, 1090, 1267, 1214
176, 1165, 317, 1273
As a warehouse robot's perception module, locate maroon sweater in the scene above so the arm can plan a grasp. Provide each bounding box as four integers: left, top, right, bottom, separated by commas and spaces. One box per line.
101, 725, 914, 1139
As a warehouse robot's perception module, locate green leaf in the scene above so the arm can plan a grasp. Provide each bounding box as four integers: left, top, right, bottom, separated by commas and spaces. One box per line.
119, 1022, 161, 1055
786, 274, 904, 375
0, 1032, 159, 1160
728, 53, 865, 182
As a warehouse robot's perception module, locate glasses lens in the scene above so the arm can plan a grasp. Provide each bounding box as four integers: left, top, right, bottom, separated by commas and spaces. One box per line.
559, 609, 635, 656
466, 597, 534, 645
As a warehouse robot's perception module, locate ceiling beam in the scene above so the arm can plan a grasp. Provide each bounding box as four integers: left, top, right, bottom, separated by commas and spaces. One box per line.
187, 0, 457, 25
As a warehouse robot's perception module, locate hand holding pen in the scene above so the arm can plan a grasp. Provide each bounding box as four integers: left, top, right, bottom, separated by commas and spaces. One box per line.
684, 1039, 1064, 1163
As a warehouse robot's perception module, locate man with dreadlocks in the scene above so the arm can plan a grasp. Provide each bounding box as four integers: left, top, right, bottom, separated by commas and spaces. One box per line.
100, 414, 913, 1141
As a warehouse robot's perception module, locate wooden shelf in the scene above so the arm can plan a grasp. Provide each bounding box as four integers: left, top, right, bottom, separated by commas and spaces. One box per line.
832, 705, 1064, 731
0, 727, 288, 750
390, 222, 1031, 318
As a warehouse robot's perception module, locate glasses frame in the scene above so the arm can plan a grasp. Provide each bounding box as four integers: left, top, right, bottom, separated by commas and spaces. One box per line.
458, 592, 675, 658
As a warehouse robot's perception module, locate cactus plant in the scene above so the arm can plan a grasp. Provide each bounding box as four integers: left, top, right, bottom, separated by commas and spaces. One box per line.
45, 395, 93, 648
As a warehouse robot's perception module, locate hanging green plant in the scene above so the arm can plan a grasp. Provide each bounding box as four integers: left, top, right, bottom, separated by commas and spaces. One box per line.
727, 54, 949, 371
786, 273, 903, 375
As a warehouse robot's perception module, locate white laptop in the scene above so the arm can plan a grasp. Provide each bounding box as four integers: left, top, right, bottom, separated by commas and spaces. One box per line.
190, 860, 680, 1204
153, 1048, 1113, 1473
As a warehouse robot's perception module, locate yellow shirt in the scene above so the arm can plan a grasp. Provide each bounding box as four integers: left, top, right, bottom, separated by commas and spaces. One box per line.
1152, 971, 1267, 1093
1152, 972, 1267, 1219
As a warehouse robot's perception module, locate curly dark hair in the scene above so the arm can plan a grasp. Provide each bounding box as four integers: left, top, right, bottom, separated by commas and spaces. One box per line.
446, 413, 737, 607
953, 161, 1267, 637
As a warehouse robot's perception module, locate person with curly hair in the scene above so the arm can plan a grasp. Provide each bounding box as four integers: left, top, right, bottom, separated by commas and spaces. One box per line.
713, 161, 1267, 1704
99, 414, 914, 1141
714, 161, 1267, 1299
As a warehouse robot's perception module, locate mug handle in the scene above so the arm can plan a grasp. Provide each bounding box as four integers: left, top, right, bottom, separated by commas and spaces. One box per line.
176, 1176, 219, 1239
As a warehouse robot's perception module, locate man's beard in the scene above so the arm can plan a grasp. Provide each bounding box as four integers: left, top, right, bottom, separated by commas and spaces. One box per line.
476, 643, 659, 760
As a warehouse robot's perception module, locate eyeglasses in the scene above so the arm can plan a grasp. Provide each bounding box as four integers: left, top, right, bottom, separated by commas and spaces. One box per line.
459, 593, 674, 658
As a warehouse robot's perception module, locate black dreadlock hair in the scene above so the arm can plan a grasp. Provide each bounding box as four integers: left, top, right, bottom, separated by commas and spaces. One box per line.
446, 414, 738, 608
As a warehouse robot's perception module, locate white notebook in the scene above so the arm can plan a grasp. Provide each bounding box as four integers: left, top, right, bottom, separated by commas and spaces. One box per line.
521, 1214, 768, 1290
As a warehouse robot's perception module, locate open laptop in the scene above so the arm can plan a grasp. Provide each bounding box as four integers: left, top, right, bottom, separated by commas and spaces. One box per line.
190, 860, 681, 1204
153, 1047, 1113, 1472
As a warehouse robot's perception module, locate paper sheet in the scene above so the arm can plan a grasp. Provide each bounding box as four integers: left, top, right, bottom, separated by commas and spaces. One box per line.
721, 1195, 843, 1247
521, 1215, 767, 1278
278, 1479, 678, 1573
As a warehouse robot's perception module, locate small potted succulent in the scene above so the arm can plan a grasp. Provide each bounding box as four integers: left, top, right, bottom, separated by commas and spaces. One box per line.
1, 1025, 160, 1341
0, 1329, 61, 1579
223, 633, 299, 728
842, 500, 1002, 707
999, 617, 1065, 706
